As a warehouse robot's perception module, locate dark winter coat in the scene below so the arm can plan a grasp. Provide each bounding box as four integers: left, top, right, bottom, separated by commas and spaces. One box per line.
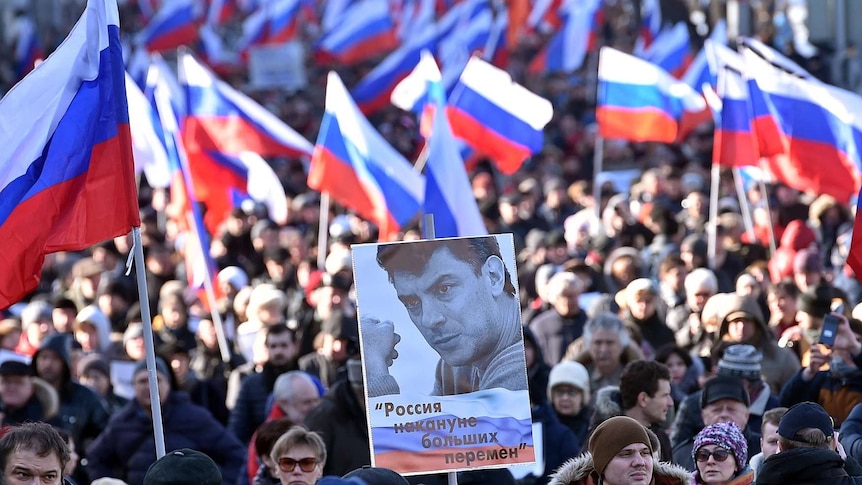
86, 391, 244, 485
32, 334, 109, 451
1, 377, 58, 426
548, 452, 692, 485
780, 350, 862, 427
228, 362, 296, 446
528, 403, 581, 485
840, 403, 862, 464
755, 447, 862, 485
523, 326, 552, 407
304, 379, 369, 477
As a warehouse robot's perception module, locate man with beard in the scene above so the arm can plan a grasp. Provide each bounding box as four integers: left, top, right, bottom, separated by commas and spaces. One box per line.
228, 324, 299, 447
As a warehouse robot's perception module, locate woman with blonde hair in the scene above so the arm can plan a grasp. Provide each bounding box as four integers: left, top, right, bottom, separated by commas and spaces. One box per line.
270, 426, 326, 485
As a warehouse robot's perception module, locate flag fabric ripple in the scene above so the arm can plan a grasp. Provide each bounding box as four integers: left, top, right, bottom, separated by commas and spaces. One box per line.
0, 0, 140, 309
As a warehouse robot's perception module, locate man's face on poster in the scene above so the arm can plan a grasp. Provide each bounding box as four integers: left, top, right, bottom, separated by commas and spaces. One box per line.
392, 247, 503, 367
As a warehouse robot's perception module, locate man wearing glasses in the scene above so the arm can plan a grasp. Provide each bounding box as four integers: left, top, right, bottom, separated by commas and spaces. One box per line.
672, 376, 761, 471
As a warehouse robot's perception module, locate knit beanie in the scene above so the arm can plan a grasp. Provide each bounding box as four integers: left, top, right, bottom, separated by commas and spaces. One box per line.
717, 345, 762, 381
589, 416, 652, 475
693, 421, 748, 473
547, 361, 591, 404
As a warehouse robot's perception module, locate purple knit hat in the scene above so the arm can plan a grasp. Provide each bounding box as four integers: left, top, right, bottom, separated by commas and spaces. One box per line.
693, 422, 747, 473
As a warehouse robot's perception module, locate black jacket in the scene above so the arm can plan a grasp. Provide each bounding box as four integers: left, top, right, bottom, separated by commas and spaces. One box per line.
228, 361, 296, 445
755, 447, 862, 485
86, 391, 244, 485
304, 379, 369, 477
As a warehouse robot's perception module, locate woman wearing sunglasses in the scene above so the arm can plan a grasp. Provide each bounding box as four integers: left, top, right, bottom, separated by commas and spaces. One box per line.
270, 426, 326, 485
692, 422, 754, 485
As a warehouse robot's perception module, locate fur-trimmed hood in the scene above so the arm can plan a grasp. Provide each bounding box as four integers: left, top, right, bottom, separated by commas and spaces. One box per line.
592, 385, 623, 425
31, 377, 59, 420
549, 452, 692, 485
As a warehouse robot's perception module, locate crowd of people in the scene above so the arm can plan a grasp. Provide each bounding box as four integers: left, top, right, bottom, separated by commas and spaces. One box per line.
2, 0, 862, 484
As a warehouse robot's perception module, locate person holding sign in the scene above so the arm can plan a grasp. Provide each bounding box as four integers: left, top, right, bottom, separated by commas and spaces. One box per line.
363, 236, 528, 397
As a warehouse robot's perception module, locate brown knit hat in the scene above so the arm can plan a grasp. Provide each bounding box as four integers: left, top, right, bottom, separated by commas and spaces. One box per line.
589, 416, 653, 475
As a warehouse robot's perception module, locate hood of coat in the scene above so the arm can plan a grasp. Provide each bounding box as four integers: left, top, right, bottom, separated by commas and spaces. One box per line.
549, 452, 692, 485
755, 447, 849, 484
592, 385, 623, 424
31, 377, 59, 420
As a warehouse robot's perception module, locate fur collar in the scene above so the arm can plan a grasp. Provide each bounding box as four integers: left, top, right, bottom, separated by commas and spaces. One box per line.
549, 452, 693, 485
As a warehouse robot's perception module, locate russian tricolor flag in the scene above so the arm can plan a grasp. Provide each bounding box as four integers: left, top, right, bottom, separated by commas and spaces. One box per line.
178, 52, 309, 232
527, 0, 599, 74
238, 0, 303, 53
638, 0, 661, 50
713, 64, 760, 168
139, 0, 202, 53
126, 72, 171, 189
207, 0, 236, 26
404, 52, 486, 237
353, 24, 438, 115
179, 51, 313, 160
640, 22, 692, 78
151, 66, 223, 308
308, 72, 424, 241
597, 46, 708, 143
316, 0, 398, 65
0, 0, 140, 309
743, 47, 862, 203
682, 20, 726, 92
448, 57, 553, 174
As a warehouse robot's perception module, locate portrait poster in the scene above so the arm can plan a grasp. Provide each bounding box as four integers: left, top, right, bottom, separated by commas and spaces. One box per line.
352, 234, 534, 475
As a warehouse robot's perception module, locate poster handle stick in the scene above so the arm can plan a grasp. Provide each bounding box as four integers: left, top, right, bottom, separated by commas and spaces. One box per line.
317, 191, 331, 270
132, 226, 167, 458
423, 213, 436, 240
422, 214, 456, 485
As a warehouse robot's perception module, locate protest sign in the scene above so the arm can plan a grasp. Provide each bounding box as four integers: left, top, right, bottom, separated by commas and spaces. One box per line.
352, 234, 534, 475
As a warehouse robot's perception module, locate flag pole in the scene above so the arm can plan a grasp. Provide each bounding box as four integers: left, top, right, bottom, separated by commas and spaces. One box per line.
188, 212, 232, 364
592, 134, 604, 221
732, 168, 755, 241
132, 226, 167, 459
757, 161, 778, 257
413, 142, 431, 174
317, 191, 331, 270
708, 163, 720, 270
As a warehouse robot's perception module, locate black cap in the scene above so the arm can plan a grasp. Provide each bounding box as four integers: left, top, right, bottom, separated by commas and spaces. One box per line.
778, 401, 834, 443
700, 375, 750, 407
143, 449, 221, 485
0, 361, 32, 377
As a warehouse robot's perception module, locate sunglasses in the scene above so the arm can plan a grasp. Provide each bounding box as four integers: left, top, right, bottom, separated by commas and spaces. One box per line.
695, 448, 731, 463
278, 457, 318, 473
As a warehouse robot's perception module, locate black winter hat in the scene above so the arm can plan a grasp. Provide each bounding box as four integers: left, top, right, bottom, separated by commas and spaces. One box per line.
143, 449, 222, 485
